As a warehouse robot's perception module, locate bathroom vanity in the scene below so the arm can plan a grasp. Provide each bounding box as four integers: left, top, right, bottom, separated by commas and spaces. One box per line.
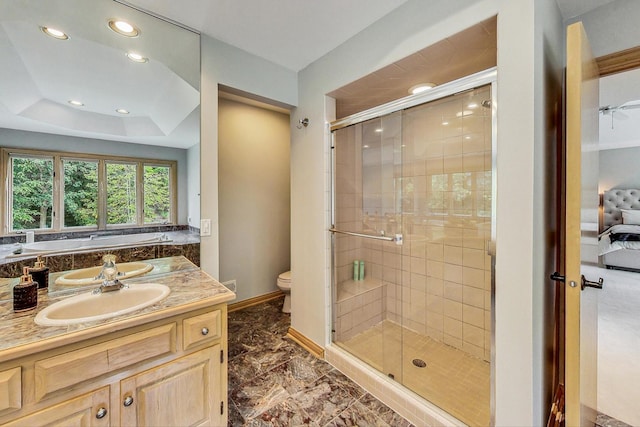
0, 256, 235, 426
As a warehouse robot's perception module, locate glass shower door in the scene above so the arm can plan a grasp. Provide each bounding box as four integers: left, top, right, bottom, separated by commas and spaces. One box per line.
331, 112, 404, 380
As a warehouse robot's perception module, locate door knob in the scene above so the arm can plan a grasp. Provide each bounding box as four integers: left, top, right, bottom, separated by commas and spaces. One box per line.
581, 275, 603, 290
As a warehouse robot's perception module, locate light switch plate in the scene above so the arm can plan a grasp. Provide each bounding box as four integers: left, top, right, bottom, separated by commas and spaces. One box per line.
200, 219, 211, 236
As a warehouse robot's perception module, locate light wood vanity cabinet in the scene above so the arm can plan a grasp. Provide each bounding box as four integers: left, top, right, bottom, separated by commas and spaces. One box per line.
0, 305, 227, 427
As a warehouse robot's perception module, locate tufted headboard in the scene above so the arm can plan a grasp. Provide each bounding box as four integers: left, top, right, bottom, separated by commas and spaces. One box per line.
602, 189, 640, 230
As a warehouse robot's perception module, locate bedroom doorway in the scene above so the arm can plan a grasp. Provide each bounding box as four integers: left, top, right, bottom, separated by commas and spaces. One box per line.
591, 51, 640, 426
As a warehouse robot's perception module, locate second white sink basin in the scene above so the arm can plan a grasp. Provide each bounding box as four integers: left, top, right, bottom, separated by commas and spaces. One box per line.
34, 283, 170, 326
54, 262, 153, 286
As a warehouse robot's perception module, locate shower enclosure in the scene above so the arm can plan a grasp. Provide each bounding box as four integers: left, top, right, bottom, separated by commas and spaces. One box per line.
330, 71, 495, 426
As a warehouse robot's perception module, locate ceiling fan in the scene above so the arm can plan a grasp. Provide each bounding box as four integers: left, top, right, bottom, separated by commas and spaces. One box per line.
599, 100, 640, 128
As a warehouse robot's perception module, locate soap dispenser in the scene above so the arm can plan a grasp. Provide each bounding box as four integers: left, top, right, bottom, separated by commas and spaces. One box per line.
13, 266, 38, 312
30, 256, 50, 291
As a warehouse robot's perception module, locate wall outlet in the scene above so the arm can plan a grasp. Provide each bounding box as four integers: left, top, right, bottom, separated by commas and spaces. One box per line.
200, 219, 211, 236
221, 280, 237, 293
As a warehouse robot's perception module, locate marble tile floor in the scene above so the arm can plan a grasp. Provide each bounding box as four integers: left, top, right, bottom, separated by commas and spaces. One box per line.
596, 413, 632, 427
227, 297, 413, 427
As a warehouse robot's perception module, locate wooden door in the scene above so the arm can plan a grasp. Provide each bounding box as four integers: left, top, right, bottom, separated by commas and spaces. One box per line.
120, 346, 221, 427
564, 21, 600, 427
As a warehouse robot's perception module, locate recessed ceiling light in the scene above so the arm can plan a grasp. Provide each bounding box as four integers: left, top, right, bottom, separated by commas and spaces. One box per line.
409, 83, 436, 95
442, 121, 449, 126
108, 19, 140, 37
375, 128, 383, 133
68, 100, 84, 107
468, 102, 478, 109
363, 145, 370, 149
456, 110, 473, 118
126, 52, 148, 63
41, 26, 69, 40
116, 108, 129, 114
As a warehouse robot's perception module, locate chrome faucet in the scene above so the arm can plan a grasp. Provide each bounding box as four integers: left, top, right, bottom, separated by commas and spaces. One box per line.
94, 254, 125, 293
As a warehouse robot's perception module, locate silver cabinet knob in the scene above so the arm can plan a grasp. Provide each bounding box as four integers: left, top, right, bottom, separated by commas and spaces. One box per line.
123, 395, 134, 407
201, 327, 209, 336
96, 407, 108, 419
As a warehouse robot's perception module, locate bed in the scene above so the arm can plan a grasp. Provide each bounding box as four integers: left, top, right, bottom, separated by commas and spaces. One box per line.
599, 189, 640, 271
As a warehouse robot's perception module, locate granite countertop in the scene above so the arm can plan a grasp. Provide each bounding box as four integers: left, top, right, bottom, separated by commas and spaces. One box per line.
0, 256, 235, 361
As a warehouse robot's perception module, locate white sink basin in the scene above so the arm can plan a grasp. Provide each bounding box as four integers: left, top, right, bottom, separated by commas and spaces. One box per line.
54, 262, 153, 286
34, 283, 170, 326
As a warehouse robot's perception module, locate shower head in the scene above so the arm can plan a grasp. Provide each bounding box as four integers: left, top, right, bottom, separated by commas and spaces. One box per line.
481, 100, 491, 108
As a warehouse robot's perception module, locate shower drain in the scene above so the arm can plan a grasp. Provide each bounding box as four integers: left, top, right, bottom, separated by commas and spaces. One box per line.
412, 358, 427, 368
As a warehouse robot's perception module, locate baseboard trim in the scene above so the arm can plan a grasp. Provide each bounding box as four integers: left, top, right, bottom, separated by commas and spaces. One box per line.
228, 290, 283, 313
286, 327, 325, 359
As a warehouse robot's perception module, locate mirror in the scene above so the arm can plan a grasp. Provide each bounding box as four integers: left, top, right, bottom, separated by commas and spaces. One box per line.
0, 0, 200, 237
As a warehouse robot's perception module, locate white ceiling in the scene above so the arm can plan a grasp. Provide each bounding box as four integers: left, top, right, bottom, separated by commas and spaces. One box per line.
0, 0, 626, 149
554, 0, 617, 19
124, 0, 617, 73
124, 0, 410, 72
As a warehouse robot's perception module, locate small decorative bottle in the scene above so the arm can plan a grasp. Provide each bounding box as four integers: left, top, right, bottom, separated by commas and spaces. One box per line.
353, 260, 359, 281
13, 267, 38, 312
30, 256, 50, 291
359, 260, 365, 281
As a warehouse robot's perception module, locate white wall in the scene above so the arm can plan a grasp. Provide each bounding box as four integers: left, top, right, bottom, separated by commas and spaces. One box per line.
291, 0, 563, 424
187, 144, 200, 228
600, 147, 640, 191
567, 0, 640, 57
200, 35, 297, 278
0, 127, 189, 224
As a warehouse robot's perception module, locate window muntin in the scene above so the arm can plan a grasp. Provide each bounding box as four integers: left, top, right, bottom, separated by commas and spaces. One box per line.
11, 155, 54, 231
63, 159, 98, 228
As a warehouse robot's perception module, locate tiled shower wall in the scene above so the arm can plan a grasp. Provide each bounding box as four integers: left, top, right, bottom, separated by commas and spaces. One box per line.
333, 86, 492, 361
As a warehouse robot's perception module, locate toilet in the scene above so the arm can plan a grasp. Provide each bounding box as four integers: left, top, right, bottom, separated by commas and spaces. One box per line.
277, 271, 292, 313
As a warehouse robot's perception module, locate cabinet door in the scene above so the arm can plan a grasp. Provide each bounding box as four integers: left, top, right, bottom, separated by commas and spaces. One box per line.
3, 387, 109, 427
120, 345, 221, 427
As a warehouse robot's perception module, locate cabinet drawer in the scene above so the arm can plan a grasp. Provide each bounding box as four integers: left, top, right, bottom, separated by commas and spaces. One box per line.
35, 323, 176, 401
0, 367, 21, 417
183, 310, 221, 350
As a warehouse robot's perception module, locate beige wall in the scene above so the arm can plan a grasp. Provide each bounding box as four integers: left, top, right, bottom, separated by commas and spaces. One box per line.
218, 98, 291, 301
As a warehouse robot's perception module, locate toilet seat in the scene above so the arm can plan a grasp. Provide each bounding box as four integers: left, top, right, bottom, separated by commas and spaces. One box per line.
278, 271, 291, 282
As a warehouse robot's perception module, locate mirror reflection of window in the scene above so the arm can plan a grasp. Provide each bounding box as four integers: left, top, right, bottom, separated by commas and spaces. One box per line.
143, 164, 171, 224
10, 155, 53, 230
106, 162, 138, 226
63, 159, 98, 228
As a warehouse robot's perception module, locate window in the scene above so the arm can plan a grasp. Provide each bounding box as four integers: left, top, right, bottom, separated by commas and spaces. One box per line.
2, 149, 176, 233
106, 162, 138, 225
10, 155, 54, 230
63, 159, 98, 228
144, 165, 171, 224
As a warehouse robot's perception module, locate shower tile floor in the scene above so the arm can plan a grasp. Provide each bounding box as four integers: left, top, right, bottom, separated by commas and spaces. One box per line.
338, 320, 490, 426
227, 297, 413, 426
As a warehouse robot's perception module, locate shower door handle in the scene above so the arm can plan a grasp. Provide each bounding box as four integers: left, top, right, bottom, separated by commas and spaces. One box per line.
329, 228, 395, 242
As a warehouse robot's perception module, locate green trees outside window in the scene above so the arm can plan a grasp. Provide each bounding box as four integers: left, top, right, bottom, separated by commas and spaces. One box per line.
106, 162, 138, 225
64, 160, 98, 227
144, 165, 171, 224
11, 156, 53, 230
5, 150, 175, 232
